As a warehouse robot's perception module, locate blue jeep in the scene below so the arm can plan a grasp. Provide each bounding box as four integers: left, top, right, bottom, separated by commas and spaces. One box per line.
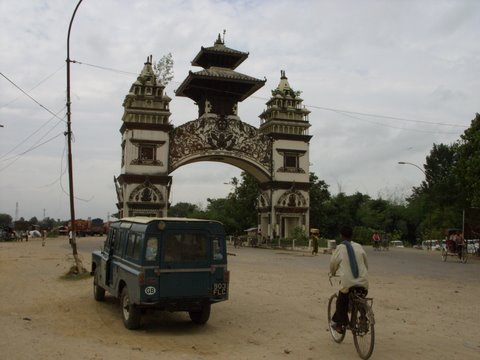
91, 217, 229, 329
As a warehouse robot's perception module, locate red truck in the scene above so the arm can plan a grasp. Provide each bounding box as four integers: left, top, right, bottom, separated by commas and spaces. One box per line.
68, 218, 105, 237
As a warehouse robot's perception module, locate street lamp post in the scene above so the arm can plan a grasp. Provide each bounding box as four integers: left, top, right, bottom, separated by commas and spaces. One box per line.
398, 161, 430, 248
397, 161, 426, 176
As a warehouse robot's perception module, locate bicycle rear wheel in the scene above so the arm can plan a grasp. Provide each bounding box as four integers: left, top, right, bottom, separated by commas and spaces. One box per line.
441, 249, 447, 261
352, 301, 375, 359
327, 293, 346, 343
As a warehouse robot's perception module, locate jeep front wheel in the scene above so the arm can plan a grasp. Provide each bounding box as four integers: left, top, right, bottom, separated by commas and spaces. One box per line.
120, 287, 141, 329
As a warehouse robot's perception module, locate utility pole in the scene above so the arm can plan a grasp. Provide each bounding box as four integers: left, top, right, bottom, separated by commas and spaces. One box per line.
66, 0, 85, 273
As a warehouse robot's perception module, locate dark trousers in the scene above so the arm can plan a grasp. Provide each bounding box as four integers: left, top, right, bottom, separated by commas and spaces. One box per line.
332, 291, 350, 325
332, 288, 368, 325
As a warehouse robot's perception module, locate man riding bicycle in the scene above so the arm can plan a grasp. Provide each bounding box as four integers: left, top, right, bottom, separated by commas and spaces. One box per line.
330, 226, 369, 334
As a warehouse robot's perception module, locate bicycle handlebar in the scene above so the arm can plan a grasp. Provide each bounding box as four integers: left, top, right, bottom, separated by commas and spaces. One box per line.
328, 273, 339, 286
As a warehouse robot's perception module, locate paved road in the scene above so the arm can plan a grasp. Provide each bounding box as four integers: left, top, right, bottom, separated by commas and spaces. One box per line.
364, 246, 479, 281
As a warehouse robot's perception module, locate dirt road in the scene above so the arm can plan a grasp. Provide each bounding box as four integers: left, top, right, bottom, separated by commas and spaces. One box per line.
0, 237, 479, 359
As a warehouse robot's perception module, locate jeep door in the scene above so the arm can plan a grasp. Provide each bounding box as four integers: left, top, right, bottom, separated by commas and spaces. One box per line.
100, 228, 116, 287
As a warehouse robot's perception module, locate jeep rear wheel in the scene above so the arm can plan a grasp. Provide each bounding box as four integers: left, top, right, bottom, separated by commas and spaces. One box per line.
121, 287, 141, 329
189, 303, 211, 325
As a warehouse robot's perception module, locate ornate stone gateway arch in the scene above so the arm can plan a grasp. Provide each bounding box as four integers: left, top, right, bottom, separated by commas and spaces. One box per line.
169, 116, 272, 182
115, 36, 312, 239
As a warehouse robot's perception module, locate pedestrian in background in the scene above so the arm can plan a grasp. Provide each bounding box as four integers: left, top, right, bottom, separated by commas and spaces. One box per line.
42, 230, 47, 247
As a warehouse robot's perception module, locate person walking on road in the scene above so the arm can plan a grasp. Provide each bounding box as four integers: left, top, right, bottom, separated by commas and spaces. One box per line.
42, 230, 47, 247
311, 228, 320, 255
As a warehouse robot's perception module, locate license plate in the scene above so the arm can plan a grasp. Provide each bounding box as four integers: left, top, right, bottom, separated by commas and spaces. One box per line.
212, 282, 228, 296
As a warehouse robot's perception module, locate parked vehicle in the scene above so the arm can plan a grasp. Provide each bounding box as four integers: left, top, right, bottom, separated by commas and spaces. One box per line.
390, 240, 404, 248
421, 240, 441, 250
91, 217, 229, 329
466, 239, 479, 254
67, 219, 89, 236
88, 218, 105, 236
68, 218, 105, 236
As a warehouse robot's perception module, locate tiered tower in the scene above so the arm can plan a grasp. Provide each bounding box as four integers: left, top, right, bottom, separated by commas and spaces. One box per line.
115, 56, 172, 218
258, 71, 311, 239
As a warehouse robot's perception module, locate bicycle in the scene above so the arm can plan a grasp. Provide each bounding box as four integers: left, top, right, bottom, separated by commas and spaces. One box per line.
327, 275, 375, 359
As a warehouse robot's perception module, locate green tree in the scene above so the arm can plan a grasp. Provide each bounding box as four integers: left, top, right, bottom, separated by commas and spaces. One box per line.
0, 213, 13, 228
154, 53, 174, 86
203, 198, 239, 235
169, 202, 201, 217
456, 113, 480, 207
309, 172, 331, 231
231, 172, 259, 231
410, 142, 462, 236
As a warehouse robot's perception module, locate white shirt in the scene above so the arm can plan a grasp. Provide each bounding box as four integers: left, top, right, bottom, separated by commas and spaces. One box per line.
330, 241, 369, 293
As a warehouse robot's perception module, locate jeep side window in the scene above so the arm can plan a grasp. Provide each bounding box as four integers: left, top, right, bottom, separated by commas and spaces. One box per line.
105, 228, 116, 252
213, 238, 223, 261
113, 230, 123, 256
126, 232, 141, 260
145, 237, 158, 262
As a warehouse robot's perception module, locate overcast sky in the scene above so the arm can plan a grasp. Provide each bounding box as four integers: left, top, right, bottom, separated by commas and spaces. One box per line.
1, 0, 479, 222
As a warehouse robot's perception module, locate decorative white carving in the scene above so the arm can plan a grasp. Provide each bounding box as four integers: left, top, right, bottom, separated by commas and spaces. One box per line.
277, 189, 307, 207
169, 115, 272, 172
128, 181, 164, 204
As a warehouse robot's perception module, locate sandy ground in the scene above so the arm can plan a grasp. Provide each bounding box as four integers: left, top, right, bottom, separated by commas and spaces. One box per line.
0, 237, 479, 360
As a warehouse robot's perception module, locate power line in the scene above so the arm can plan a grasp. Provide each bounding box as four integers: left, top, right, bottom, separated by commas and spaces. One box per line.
311, 111, 461, 137
0, 71, 66, 122
69, 59, 469, 131
39, 134, 68, 189
0, 132, 64, 172
0, 64, 65, 109
71, 59, 137, 76
304, 104, 467, 128
0, 106, 66, 160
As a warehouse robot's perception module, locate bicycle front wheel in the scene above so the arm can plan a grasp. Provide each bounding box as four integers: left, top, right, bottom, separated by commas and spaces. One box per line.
327, 293, 346, 343
352, 302, 375, 360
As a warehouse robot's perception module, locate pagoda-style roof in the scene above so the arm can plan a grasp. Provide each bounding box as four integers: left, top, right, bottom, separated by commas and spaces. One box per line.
176, 35, 265, 115
191, 34, 248, 70
176, 67, 265, 102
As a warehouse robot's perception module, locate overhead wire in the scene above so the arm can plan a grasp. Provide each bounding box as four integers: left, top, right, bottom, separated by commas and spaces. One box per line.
39, 133, 68, 188
311, 111, 461, 137
70, 59, 137, 76
70, 60, 469, 132
0, 71, 66, 123
183, 83, 467, 134
0, 131, 64, 172
0, 106, 66, 160
0, 64, 65, 109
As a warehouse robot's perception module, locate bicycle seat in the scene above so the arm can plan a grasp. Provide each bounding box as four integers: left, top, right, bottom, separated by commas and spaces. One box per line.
350, 287, 368, 298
